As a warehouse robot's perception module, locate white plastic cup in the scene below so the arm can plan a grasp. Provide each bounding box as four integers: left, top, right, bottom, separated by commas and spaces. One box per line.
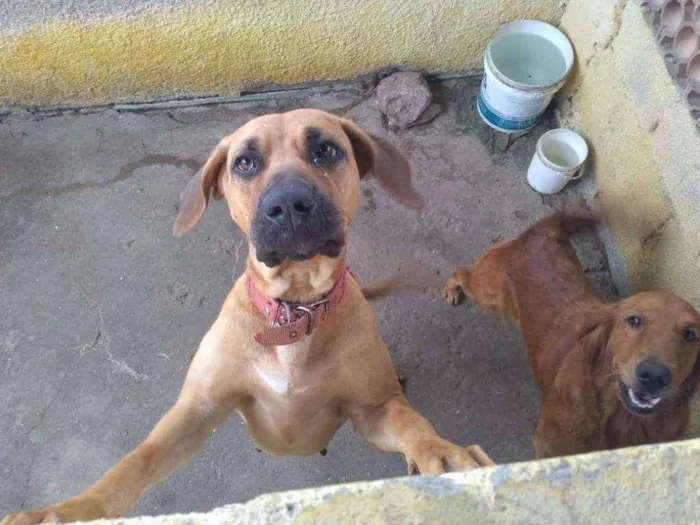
478, 20, 574, 133
527, 129, 588, 194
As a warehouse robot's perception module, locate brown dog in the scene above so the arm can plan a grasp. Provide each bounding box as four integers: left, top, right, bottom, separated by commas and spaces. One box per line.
2, 109, 492, 525
442, 210, 700, 459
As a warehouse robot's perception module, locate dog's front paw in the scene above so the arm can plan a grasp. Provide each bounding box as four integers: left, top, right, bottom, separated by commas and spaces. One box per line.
1, 497, 107, 525
406, 439, 494, 475
442, 276, 466, 306
1, 510, 59, 525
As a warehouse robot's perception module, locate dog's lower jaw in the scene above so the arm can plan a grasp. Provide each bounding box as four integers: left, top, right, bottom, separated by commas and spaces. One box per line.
254, 237, 345, 268
246, 245, 347, 304
618, 380, 661, 416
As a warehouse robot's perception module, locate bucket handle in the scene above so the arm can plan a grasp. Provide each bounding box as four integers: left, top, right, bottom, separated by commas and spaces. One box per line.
570, 163, 586, 181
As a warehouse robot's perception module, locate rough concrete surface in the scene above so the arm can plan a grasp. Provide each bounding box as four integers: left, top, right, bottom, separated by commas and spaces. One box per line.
0, 0, 567, 106
0, 0, 216, 34
76, 439, 700, 525
0, 79, 615, 518
559, 0, 700, 311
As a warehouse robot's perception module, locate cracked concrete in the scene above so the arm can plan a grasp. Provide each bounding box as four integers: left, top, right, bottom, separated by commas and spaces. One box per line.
3, 155, 201, 200
0, 79, 616, 518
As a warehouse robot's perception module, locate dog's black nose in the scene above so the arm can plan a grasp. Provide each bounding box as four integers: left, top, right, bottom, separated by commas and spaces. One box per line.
636, 358, 672, 394
251, 175, 343, 266
261, 178, 316, 224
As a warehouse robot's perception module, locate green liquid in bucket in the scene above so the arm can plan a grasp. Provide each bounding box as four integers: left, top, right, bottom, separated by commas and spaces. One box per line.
491, 33, 567, 86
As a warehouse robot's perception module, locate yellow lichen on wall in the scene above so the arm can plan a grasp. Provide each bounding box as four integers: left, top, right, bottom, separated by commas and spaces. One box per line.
0, 0, 566, 107
559, 0, 700, 308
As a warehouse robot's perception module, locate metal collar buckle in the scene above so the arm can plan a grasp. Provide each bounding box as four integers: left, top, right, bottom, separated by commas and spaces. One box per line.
294, 299, 330, 336
273, 301, 294, 327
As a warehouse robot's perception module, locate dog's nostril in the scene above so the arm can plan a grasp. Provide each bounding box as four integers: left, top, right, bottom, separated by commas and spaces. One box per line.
268, 205, 284, 218
293, 200, 314, 214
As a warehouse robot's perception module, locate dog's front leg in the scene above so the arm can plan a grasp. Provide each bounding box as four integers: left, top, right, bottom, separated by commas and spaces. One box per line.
2, 352, 242, 524
533, 394, 604, 459
349, 394, 493, 474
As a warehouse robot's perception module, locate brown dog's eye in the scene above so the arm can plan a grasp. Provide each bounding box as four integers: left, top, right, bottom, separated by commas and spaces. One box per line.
683, 329, 698, 343
232, 155, 258, 179
627, 315, 643, 327
314, 141, 344, 165
234, 156, 254, 171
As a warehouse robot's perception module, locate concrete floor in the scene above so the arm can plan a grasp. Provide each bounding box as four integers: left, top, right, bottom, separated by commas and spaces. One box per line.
0, 78, 616, 517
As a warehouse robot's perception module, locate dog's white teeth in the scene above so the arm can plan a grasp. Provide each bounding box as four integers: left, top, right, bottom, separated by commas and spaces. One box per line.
628, 388, 659, 409
628, 388, 640, 404
628, 388, 647, 407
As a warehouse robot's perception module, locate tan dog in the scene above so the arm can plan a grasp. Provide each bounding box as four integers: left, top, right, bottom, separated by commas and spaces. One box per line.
3, 109, 492, 525
442, 210, 700, 458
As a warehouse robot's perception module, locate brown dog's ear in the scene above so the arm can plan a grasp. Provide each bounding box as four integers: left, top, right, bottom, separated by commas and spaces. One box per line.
172, 140, 229, 237
340, 119, 424, 209
552, 306, 615, 398
550, 305, 614, 376
578, 306, 615, 368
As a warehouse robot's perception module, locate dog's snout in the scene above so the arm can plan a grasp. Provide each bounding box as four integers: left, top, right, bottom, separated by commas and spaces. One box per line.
261, 178, 316, 225
636, 358, 672, 394
251, 173, 344, 266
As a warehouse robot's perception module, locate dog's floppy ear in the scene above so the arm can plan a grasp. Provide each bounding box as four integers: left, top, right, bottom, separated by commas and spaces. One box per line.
578, 306, 615, 368
172, 140, 229, 236
340, 119, 424, 209
552, 306, 614, 398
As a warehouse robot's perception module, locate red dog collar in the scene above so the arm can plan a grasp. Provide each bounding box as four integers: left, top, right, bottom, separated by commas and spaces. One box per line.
246, 266, 354, 346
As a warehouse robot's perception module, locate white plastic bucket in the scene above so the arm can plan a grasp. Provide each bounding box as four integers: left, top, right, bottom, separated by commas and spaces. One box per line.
477, 20, 574, 133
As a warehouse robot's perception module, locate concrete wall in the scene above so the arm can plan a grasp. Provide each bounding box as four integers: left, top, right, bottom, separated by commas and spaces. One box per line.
0, 0, 566, 107
85, 438, 700, 524
558, 0, 700, 310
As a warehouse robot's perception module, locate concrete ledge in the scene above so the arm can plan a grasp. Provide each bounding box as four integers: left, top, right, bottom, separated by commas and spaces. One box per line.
85, 438, 700, 525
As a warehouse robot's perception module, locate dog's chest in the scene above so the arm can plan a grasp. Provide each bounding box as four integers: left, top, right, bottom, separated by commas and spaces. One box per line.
254, 339, 315, 396
605, 405, 688, 448
244, 337, 347, 454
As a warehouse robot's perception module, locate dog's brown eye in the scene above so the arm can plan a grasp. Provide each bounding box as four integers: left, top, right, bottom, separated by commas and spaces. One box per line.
627, 315, 643, 327
318, 143, 337, 158
314, 141, 343, 165
683, 329, 698, 343
234, 155, 255, 172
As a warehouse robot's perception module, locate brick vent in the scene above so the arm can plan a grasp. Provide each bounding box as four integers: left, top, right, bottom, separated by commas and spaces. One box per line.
642, 0, 700, 118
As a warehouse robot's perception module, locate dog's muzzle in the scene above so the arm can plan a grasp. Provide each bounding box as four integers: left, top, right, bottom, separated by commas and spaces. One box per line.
619, 358, 673, 415
250, 177, 344, 267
